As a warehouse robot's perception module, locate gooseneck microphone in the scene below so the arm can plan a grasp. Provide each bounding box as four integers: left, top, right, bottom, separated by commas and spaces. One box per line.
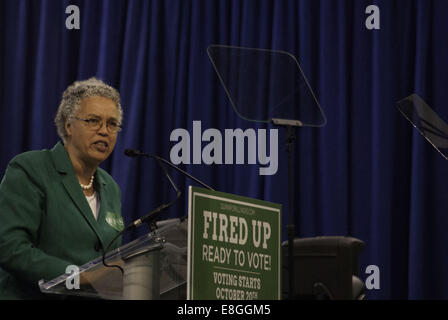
103, 148, 213, 274
124, 148, 215, 191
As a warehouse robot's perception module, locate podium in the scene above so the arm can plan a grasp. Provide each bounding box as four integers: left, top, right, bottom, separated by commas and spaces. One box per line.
39, 188, 282, 300
38, 218, 188, 300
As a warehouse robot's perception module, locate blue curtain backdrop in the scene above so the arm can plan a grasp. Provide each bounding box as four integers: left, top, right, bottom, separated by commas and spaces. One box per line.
1, 0, 447, 299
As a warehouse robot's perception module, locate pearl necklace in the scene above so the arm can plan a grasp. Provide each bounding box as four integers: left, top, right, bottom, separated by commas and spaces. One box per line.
80, 175, 94, 190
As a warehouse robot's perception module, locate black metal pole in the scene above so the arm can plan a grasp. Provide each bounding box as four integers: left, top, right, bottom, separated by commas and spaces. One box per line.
286, 125, 296, 300
271, 118, 301, 300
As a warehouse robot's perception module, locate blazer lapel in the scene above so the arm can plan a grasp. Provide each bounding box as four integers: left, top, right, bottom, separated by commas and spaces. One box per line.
50, 142, 106, 247
61, 175, 102, 233
94, 171, 107, 222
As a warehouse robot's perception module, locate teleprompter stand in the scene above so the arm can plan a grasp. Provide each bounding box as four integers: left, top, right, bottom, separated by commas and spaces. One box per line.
271, 118, 302, 299
207, 45, 327, 299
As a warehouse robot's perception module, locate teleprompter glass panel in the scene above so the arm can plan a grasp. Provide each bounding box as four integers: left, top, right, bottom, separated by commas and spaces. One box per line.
397, 93, 448, 160
207, 45, 326, 127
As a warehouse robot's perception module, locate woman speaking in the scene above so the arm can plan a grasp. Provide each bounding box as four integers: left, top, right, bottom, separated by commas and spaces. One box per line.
0, 78, 124, 299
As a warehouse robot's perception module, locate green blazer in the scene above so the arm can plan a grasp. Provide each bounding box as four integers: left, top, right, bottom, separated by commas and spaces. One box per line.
0, 142, 124, 299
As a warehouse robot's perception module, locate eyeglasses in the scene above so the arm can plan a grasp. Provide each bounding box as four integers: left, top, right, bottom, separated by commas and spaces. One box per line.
72, 116, 122, 133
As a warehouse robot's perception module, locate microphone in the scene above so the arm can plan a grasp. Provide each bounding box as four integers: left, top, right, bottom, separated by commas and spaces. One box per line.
101, 149, 214, 275
124, 148, 215, 191
102, 149, 205, 274
124, 149, 144, 157
102, 148, 184, 273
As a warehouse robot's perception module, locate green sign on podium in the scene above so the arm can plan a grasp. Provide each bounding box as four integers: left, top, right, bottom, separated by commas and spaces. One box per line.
187, 186, 282, 300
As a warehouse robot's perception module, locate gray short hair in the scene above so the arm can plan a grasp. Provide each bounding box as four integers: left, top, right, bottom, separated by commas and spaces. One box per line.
54, 77, 123, 142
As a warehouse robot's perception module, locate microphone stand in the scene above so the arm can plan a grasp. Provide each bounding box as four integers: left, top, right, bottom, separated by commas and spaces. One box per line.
137, 159, 182, 231
101, 158, 181, 274
102, 149, 214, 274
124, 149, 214, 231
271, 118, 302, 300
